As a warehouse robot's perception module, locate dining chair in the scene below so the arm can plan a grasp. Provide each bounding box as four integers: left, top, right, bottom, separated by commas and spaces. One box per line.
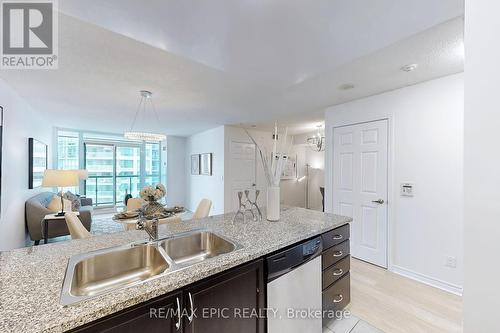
64, 212, 91, 239
158, 216, 182, 225
127, 198, 146, 212
193, 199, 212, 219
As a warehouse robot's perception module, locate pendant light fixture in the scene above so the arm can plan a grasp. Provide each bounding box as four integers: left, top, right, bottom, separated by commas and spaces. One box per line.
124, 90, 166, 142
307, 125, 325, 152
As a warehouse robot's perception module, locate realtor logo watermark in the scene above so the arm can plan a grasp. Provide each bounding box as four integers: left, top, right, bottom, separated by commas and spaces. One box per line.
1, 0, 58, 69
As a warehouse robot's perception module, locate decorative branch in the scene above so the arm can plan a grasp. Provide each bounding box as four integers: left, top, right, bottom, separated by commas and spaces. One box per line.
245, 125, 291, 187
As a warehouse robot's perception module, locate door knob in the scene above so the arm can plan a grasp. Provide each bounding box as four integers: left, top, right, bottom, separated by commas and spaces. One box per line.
372, 199, 385, 204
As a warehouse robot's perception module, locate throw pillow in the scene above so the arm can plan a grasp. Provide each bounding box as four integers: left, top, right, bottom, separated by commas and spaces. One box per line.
62, 191, 81, 212
48, 196, 72, 213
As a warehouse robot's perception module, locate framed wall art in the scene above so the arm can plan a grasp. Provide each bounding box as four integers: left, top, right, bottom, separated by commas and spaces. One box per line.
191, 154, 200, 175
200, 153, 212, 176
272, 153, 297, 180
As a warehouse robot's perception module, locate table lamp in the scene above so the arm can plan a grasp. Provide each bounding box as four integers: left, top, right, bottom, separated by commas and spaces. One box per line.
42, 169, 80, 216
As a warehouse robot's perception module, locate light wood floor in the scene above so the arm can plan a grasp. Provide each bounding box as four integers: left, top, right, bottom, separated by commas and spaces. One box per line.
348, 258, 463, 333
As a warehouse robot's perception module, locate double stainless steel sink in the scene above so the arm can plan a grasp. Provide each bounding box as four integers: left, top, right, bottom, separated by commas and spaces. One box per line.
60, 230, 242, 306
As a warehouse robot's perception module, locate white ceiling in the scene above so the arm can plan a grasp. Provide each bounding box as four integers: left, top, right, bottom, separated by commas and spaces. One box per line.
0, 1, 464, 136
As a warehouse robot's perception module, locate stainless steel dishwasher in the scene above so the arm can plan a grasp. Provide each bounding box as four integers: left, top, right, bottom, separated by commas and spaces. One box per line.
266, 237, 323, 333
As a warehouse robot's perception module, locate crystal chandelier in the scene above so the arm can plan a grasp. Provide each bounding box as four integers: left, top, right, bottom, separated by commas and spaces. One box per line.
307, 125, 325, 152
124, 90, 166, 142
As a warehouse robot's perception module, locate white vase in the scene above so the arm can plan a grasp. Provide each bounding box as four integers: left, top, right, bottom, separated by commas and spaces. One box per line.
267, 186, 280, 221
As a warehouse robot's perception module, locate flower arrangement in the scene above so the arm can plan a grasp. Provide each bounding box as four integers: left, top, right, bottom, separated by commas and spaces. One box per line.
140, 183, 166, 202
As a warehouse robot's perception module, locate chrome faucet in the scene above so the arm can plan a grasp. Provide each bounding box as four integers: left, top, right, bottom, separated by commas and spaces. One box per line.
136, 217, 159, 242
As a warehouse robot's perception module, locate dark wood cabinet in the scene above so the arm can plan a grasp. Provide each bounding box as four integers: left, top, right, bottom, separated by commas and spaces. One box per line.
322, 224, 350, 249
71, 291, 182, 333
322, 255, 350, 290
71, 260, 264, 333
321, 224, 351, 320
322, 240, 350, 269
183, 260, 265, 333
323, 273, 351, 312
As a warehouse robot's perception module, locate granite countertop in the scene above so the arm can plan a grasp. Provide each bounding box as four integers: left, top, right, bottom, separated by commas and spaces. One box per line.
0, 207, 351, 333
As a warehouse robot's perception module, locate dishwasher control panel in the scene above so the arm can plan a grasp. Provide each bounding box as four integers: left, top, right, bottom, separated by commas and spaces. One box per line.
266, 237, 323, 281
303, 238, 322, 257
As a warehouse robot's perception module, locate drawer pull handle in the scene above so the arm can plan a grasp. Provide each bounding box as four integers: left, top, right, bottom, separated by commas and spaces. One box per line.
333, 251, 343, 257
175, 297, 181, 330
333, 294, 344, 303
333, 268, 344, 276
188, 292, 195, 323
333, 235, 343, 240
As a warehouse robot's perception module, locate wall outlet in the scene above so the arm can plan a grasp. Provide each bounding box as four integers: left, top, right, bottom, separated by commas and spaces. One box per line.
445, 256, 457, 268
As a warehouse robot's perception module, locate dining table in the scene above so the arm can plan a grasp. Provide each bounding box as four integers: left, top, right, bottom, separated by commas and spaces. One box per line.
112, 209, 187, 231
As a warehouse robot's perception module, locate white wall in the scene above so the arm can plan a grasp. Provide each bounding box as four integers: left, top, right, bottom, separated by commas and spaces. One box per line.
166, 136, 186, 207
464, 1, 500, 331
325, 73, 464, 293
185, 126, 225, 215
0, 80, 53, 250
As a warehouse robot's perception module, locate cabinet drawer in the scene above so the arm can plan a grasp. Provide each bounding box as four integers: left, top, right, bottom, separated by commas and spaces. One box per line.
322, 240, 349, 270
322, 224, 350, 250
322, 273, 350, 312
322, 255, 350, 290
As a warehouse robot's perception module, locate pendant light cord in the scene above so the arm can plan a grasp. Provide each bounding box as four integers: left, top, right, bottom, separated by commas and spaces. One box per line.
129, 96, 145, 132
128, 93, 161, 132
149, 97, 161, 123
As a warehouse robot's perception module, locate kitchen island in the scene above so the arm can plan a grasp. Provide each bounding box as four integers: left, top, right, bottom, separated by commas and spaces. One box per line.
0, 207, 351, 332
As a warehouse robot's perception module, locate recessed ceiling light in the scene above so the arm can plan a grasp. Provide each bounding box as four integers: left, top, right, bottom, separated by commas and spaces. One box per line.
401, 64, 418, 72
339, 83, 355, 91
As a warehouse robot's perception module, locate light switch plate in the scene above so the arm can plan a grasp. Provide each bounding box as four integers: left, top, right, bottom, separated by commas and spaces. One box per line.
400, 182, 415, 197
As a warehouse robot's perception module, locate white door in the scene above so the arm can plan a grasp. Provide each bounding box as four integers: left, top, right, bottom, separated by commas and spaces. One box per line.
333, 120, 388, 268
228, 140, 256, 212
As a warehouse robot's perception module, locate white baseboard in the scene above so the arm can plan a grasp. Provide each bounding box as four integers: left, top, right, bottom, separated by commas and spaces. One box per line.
390, 265, 463, 296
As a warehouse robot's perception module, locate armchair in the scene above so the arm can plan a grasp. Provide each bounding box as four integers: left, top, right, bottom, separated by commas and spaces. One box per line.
26, 192, 93, 244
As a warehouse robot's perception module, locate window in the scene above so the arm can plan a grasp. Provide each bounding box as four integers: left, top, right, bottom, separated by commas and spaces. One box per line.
57, 131, 80, 193
56, 129, 163, 207
57, 131, 79, 170
115, 146, 141, 205
145, 143, 161, 186
85, 144, 114, 205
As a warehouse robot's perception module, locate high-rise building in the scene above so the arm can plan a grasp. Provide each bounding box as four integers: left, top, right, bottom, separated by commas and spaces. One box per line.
57, 130, 161, 207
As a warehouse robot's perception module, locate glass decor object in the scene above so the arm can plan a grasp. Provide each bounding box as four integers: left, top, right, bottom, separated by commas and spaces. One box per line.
139, 183, 167, 219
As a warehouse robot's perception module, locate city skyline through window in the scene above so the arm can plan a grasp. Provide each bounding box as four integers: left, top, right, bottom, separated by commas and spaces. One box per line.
57, 129, 162, 207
